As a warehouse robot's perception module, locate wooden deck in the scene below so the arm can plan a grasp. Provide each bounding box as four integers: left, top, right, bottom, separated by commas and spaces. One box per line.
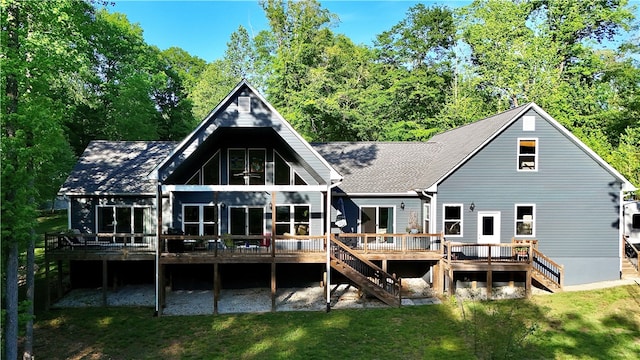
44, 232, 563, 310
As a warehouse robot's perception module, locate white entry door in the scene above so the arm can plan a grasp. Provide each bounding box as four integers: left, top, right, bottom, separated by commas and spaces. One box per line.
477, 211, 501, 258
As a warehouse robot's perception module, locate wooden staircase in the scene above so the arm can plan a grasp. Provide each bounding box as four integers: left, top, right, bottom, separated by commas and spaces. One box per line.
622, 238, 639, 279
621, 259, 638, 279
530, 248, 563, 293
329, 235, 401, 307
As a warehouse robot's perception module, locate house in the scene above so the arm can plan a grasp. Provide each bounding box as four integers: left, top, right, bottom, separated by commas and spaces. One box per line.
50, 80, 636, 313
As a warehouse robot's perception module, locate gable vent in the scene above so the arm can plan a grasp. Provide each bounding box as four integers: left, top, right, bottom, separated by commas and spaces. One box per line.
238, 96, 251, 113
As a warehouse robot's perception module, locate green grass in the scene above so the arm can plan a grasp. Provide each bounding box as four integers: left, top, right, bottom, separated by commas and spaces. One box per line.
29, 212, 640, 359
31, 286, 640, 359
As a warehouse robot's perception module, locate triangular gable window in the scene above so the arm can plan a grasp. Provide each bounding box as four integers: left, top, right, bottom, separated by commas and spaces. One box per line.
184, 151, 221, 185
274, 151, 307, 186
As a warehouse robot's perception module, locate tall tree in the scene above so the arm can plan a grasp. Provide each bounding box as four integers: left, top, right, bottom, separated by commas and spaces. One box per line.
372, 4, 456, 139
457, 0, 638, 184
1, 1, 88, 358
189, 60, 239, 120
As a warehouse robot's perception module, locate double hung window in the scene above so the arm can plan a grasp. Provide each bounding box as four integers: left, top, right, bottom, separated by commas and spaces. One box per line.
518, 139, 538, 171
443, 204, 462, 236
515, 205, 535, 236
97, 206, 152, 243
275, 205, 310, 235
183, 205, 219, 236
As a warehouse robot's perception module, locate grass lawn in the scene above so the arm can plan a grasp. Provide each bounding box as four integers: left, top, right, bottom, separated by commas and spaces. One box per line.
29, 212, 640, 359
31, 285, 640, 359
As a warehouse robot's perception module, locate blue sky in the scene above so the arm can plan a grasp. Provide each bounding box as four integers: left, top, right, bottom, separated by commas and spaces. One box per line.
110, 1, 470, 62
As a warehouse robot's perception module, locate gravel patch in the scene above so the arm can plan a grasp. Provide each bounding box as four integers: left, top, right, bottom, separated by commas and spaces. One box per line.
52, 278, 442, 315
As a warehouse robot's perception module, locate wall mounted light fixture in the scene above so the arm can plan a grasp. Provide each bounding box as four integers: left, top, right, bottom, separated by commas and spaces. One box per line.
400, 202, 405, 210
469, 202, 475, 211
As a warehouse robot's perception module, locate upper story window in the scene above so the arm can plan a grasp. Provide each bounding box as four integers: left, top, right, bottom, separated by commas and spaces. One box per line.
517, 138, 538, 171
515, 204, 535, 236
274, 151, 307, 186
229, 149, 265, 185
186, 152, 220, 185
443, 204, 462, 236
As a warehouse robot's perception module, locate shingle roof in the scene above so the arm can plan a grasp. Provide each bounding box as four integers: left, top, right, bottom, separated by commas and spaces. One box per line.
59, 141, 177, 195
420, 104, 529, 188
311, 142, 441, 193
59, 104, 532, 195
313, 105, 529, 193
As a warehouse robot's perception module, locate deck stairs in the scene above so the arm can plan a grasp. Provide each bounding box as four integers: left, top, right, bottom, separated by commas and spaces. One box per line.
329, 235, 401, 307
530, 248, 564, 293
621, 259, 638, 279
622, 239, 639, 279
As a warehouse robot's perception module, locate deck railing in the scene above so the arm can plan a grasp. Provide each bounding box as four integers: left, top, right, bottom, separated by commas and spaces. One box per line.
45, 232, 156, 253
531, 248, 564, 288
623, 237, 639, 272
442, 242, 532, 264
160, 234, 326, 255
335, 233, 443, 253
330, 235, 401, 302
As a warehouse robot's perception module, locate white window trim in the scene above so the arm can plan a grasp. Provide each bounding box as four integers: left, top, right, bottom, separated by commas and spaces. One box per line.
273, 150, 293, 185
423, 203, 431, 233
201, 150, 221, 185
95, 205, 152, 234
443, 203, 463, 237
182, 203, 219, 236
227, 205, 265, 236
358, 205, 397, 234
514, 203, 536, 237
517, 137, 539, 172
228, 148, 267, 185
275, 204, 311, 235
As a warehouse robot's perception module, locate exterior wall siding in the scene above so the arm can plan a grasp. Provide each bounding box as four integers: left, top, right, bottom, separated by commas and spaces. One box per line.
69, 196, 156, 234
436, 109, 624, 285
333, 196, 423, 234
158, 88, 332, 183
171, 191, 324, 236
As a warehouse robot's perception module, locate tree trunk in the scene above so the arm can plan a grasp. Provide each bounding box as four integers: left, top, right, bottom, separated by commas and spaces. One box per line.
4, 2, 21, 358
23, 228, 36, 360
5, 241, 19, 360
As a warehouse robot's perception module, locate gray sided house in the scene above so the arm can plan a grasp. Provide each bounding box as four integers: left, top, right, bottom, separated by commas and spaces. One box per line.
55, 80, 635, 313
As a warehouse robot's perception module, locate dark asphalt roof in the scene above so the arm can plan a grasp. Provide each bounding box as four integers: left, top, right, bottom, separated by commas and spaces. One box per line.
59, 141, 177, 195
60, 105, 530, 195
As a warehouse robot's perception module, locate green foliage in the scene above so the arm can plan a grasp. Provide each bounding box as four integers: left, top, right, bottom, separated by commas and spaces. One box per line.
457, 292, 538, 359
189, 60, 239, 120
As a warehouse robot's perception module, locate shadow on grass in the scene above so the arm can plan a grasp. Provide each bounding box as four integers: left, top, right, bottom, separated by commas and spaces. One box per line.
33, 285, 640, 359
35, 304, 474, 359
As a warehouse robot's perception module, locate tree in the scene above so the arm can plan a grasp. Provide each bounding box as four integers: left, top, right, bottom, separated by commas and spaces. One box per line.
1, 1, 88, 358
372, 4, 456, 139
456, 0, 638, 178
189, 60, 239, 120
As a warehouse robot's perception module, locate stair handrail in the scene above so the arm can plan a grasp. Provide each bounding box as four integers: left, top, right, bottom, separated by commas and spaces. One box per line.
330, 235, 401, 300
623, 236, 639, 272
531, 248, 564, 289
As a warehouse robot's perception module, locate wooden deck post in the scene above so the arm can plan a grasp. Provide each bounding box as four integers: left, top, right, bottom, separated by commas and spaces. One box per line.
45, 251, 50, 311
158, 263, 164, 316
432, 262, 440, 295
525, 269, 532, 298
382, 259, 388, 272
213, 263, 219, 315
102, 260, 108, 306
271, 262, 277, 311
447, 267, 454, 296
486, 270, 492, 300
57, 260, 63, 299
